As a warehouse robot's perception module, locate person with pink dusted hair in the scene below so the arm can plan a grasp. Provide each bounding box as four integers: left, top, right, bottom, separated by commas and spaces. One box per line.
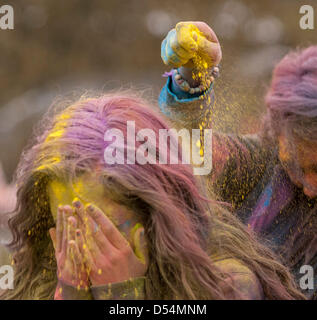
0, 90, 304, 300
159, 21, 317, 299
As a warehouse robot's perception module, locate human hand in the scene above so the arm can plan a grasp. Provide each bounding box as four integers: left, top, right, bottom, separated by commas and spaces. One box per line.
161, 21, 222, 70
74, 201, 148, 287
49, 205, 89, 291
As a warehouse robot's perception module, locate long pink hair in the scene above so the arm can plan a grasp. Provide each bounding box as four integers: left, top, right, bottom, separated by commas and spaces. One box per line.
2, 90, 304, 299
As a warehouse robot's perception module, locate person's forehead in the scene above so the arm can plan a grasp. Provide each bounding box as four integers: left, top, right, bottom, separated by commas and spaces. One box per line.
47, 176, 103, 203
46, 175, 134, 225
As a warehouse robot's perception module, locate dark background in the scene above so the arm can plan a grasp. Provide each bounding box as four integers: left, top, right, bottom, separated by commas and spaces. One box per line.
0, 0, 316, 181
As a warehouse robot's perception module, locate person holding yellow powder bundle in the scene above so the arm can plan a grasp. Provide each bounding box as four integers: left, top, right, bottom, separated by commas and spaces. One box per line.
159, 21, 317, 299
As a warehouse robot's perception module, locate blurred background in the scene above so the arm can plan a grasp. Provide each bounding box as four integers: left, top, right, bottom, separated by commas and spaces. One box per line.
0, 0, 316, 213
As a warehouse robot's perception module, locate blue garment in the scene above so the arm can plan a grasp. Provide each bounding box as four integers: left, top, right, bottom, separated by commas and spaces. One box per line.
159, 72, 214, 118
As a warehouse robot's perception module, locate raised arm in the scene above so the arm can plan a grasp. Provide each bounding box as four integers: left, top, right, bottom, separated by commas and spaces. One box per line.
159, 21, 221, 131
158, 21, 270, 208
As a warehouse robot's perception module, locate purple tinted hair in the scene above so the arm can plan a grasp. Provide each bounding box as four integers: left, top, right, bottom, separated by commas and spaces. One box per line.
2, 91, 304, 300
265, 46, 317, 140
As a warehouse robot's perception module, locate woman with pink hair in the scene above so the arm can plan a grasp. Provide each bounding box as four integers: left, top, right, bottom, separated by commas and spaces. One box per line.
0, 90, 303, 300
160, 21, 317, 299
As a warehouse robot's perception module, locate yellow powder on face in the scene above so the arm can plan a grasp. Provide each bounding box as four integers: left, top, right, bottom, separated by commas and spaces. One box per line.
47, 174, 146, 265
47, 180, 72, 220
47, 174, 107, 221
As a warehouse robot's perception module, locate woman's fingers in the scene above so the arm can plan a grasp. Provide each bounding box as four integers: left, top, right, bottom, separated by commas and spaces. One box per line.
77, 229, 97, 271
76, 221, 101, 269
68, 240, 79, 275
69, 240, 82, 269
75, 229, 85, 256
65, 218, 82, 285
87, 215, 111, 252
86, 203, 130, 250
61, 205, 73, 254
56, 206, 64, 252
66, 214, 78, 271
67, 216, 77, 243
67, 241, 85, 286
73, 198, 86, 227
61, 207, 68, 254
72, 199, 90, 247
49, 228, 57, 251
